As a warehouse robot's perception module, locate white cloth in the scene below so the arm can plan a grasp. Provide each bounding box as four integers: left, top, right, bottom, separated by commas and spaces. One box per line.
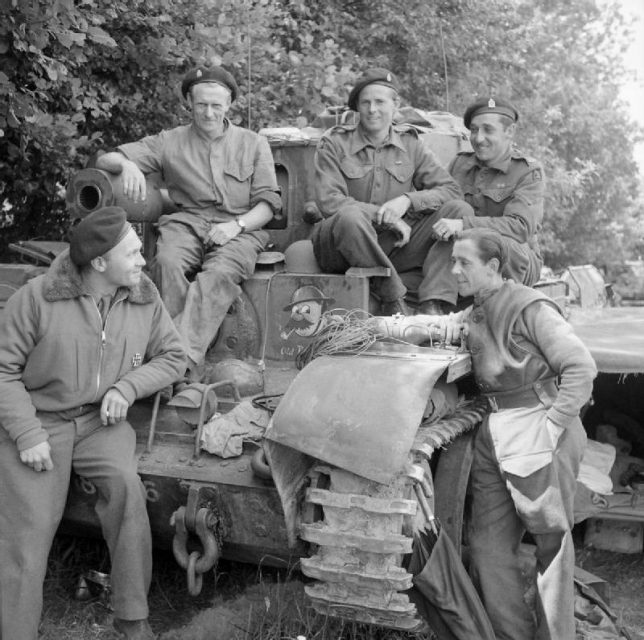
577, 439, 616, 495
488, 405, 562, 477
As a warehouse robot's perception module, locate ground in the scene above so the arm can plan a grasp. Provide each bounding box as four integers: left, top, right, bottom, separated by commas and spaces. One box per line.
38, 528, 644, 640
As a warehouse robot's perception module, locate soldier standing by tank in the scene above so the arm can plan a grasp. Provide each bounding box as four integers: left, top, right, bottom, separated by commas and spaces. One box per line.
311, 68, 462, 316
96, 66, 281, 381
0, 206, 186, 640
420, 97, 545, 315
446, 228, 596, 640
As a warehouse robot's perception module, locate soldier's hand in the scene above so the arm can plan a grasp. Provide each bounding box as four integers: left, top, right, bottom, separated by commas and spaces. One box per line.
442, 312, 465, 345
391, 218, 411, 248
120, 160, 147, 203
206, 221, 239, 247
546, 419, 564, 449
19, 441, 54, 472
377, 195, 411, 226
432, 218, 463, 241
101, 389, 130, 426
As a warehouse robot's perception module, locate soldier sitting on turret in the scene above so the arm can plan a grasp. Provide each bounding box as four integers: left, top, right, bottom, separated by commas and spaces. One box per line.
311, 68, 463, 316
96, 65, 282, 381
423, 97, 545, 314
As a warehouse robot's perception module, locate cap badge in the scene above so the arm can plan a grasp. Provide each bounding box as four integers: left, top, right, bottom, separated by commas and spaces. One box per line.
196, 69, 202, 78
488, 98, 496, 108
386, 73, 392, 82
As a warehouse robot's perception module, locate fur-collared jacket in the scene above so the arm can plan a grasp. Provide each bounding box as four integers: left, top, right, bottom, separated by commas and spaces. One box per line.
0, 249, 187, 451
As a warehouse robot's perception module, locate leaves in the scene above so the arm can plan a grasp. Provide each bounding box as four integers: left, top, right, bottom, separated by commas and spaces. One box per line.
0, 0, 641, 266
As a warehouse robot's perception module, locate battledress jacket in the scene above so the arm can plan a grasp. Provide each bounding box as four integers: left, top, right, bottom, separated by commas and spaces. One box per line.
0, 250, 187, 452
449, 149, 544, 257
314, 123, 461, 221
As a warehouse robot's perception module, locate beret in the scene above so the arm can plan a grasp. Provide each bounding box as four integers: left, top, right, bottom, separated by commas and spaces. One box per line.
181, 65, 238, 101
348, 68, 400, 111
463, 97, 519, 129
69, 206, 130, 266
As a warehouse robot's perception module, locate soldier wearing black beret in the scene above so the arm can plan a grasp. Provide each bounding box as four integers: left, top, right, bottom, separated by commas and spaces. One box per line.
311, 67, 462, 316
0, 204, 186, 639
422, 96, 545, 314
180, 65, 239, 102
96, 65, 281, 380
463, 96, 519, 129
68, 205, 131, 266
346, 67, 400, 111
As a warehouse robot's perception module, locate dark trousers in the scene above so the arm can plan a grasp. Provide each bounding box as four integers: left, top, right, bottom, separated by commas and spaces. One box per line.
468, 416, 585, 640
149, 218, 268, 366
310, 202, 464, 303
0, 411, 151, 640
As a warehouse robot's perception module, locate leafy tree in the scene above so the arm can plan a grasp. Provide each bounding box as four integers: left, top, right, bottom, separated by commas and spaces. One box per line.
0, 0, 641, 269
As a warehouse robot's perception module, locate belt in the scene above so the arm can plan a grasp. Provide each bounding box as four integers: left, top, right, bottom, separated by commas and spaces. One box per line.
51, 404, 101, 419
484, 378, 558, 411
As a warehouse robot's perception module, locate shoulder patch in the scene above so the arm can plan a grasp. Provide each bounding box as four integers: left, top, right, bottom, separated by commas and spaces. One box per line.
530, 167, 544, 182
511, 148, 541, 167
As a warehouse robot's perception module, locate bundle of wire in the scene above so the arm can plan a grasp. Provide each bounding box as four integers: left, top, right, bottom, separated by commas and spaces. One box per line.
295, 308, 380, 369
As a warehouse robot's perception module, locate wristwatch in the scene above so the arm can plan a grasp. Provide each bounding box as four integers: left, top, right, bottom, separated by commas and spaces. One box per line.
235, 218, 247, 233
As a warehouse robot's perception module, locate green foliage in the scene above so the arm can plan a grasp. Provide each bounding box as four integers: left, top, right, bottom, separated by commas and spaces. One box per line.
0, 0, 642, 267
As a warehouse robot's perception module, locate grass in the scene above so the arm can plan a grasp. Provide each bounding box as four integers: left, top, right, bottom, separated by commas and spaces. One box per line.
40, 535, 430, 640
38, 531, 644, 639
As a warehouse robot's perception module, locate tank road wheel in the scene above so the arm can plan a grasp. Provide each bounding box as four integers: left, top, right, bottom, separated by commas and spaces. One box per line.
298, 399, 488, 631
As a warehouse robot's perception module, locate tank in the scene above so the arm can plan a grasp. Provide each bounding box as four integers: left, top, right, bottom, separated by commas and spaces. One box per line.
3, 109, 642, 633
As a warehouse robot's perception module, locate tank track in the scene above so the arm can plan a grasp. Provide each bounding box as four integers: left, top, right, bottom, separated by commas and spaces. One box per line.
299, 399, 489, 631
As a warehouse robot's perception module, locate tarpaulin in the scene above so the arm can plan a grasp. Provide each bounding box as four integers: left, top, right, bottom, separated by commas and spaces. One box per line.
408, 523, 496, 640
569, 307, 644, 374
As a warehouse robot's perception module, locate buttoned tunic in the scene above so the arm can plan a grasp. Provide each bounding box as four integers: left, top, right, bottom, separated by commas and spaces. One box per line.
315, 123, 460, 219
421, 148, 545, 304
312, 123, 461, 302
449, 148, 544, 257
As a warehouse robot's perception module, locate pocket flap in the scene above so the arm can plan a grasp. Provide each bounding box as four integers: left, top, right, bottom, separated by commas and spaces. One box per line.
340, 158, 371, 179
224, 163, 254, 182
482, 187, 513, 203
384, 162, 414, 183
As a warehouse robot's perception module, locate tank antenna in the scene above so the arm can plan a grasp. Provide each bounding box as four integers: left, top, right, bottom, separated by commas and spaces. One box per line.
247, 5, 252, 128
438, 18, 449, 112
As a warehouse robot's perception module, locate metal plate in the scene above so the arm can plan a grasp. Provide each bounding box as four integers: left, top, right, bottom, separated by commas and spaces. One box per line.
265, 354, 450, 483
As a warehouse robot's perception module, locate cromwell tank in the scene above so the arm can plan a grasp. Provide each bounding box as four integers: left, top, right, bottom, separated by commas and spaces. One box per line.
6, 107, 641, 632
56, 108, 483, 631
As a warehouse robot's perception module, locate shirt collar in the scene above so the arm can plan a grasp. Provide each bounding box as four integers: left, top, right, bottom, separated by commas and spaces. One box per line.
191, 117, 230, 143
473, 146, 514, 173
350, 125, 407, 154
